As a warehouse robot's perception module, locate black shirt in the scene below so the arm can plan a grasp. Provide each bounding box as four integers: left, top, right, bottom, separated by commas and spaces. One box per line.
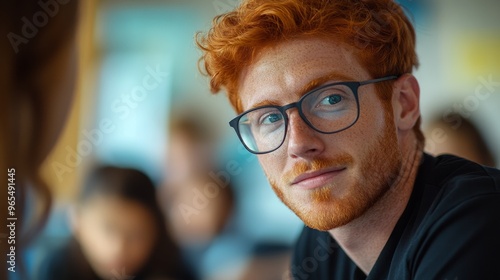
291, 154, 500, 280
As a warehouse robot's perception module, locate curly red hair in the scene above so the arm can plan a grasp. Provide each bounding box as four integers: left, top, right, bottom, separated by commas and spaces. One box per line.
196, 0, 423, 144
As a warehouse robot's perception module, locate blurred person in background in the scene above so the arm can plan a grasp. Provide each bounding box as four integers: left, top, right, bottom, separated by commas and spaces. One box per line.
197, 0, 500, 279
0, 1, 79, 278
163, 112, 233, 244
424, 112, 496, 167
163, 112, 220, 189
160, 112, 237, 279
39, 165, 192, 280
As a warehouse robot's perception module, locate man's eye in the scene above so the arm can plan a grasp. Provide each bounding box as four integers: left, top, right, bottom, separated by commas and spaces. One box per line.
261, 113, 283, 125
320, 94, 342, 105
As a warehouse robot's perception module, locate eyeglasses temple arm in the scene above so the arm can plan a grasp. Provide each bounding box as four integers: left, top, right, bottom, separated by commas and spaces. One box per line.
359, 75, 399, 85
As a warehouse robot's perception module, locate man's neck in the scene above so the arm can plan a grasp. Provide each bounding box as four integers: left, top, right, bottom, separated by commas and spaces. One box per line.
328, 139, 423, 275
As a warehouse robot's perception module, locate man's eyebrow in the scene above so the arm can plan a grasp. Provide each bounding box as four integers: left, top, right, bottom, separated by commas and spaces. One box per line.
251, 99, 281, 109
247, 72, 356, 110
299, 72, 356, 96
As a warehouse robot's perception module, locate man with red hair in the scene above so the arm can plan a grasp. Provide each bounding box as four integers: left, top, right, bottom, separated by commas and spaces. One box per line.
197, 0, 500, 279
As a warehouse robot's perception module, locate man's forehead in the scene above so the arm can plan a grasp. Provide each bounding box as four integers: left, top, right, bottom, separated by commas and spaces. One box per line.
241, 71, 356, 110
237, 38, 367, 110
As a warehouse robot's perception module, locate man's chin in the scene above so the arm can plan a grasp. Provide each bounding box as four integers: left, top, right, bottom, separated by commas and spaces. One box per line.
286, 200, 359, 231
271, 180, 377, 231
299, 211, 354, 231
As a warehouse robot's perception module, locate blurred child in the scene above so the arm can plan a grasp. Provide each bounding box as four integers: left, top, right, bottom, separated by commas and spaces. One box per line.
39, 166, 193, 280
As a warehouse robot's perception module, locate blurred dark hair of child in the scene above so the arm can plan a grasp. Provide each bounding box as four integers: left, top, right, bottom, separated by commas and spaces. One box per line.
424, 112, 496, 167
39, 166, 194, 280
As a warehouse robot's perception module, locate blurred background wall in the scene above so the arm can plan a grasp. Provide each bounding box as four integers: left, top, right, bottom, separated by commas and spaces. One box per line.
24, 0, 500, 278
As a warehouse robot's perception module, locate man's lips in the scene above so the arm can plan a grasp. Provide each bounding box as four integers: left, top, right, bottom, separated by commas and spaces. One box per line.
291, 167, 346, 189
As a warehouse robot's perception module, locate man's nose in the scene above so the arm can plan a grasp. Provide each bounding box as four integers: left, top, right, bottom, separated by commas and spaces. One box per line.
286, 110, 325, 159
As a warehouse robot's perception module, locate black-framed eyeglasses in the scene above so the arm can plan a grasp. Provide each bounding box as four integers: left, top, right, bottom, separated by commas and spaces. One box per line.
229, 75, 398, 154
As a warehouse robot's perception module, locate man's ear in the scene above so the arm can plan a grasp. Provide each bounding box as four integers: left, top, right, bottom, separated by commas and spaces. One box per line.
392, 74, 420, 132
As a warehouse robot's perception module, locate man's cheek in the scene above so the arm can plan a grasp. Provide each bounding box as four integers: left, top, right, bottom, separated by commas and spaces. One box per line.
258, 157, 275, 179
264, 152, 287, 171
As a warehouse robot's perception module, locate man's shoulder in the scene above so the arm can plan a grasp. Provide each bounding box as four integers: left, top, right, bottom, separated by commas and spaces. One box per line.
425, 154, 500, 212
398, 154, 500, 279
430, 154, 500, 186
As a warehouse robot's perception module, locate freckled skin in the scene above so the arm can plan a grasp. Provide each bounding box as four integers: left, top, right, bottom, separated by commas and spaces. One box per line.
238, 37, 403, 230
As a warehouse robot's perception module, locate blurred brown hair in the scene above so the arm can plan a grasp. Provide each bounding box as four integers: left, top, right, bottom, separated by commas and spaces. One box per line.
0, 1, 80, 276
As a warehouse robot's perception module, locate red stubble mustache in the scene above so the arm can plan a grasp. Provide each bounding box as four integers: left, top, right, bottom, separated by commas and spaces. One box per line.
283, 153, 354, 186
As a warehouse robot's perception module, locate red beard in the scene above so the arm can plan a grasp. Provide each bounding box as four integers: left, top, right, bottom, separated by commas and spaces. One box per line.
269, 114, 402, 231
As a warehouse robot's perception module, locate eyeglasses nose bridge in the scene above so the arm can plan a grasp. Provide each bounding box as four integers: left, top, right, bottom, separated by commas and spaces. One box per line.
281, 101, 305, 122
280, 101, 312, 132
281, 101, 299, 114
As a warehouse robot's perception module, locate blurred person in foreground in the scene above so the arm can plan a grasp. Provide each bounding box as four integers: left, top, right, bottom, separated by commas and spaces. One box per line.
424, 112, 496, 167
39, 166, 191, 280
196, 0, 500, 279
0, 1, 79, 278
